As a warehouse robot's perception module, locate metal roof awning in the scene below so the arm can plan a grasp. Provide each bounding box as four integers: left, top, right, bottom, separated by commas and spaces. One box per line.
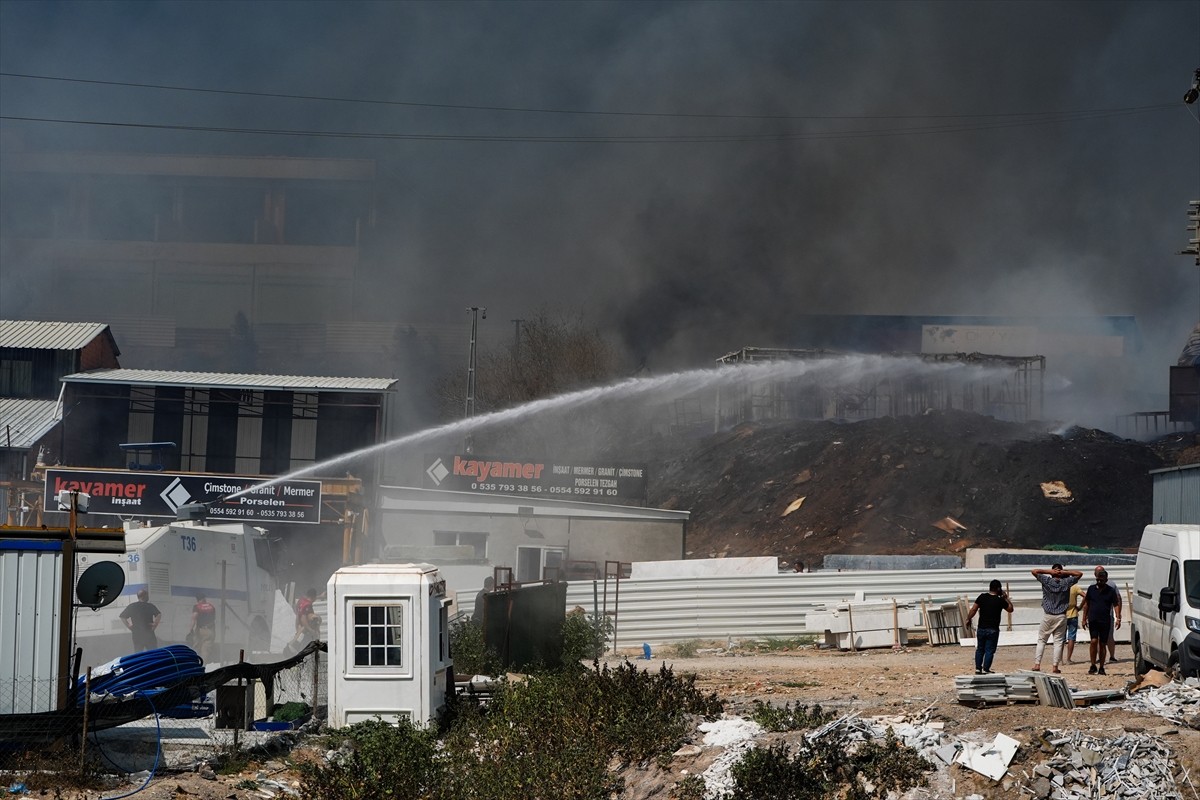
61, 368, 396, 393
0, 320, 117, 353
0, 398, 62, 449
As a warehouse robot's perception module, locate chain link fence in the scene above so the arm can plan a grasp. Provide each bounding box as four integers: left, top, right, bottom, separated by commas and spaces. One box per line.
0, 643, 325, 792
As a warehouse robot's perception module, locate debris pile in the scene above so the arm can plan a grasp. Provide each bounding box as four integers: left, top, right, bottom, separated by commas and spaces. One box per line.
696, 717, 764, 797
1119, 678, 1200, 726
1016, 729, 1193, 800
643, 410, 1165, 562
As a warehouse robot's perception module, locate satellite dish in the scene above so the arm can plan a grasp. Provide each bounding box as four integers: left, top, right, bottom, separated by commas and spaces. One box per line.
76, 562, 125, 610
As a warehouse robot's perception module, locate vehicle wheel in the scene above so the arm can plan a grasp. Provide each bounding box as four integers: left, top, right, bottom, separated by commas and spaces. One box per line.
1133, 635, 1151, 676
1167, 649, 1180, 680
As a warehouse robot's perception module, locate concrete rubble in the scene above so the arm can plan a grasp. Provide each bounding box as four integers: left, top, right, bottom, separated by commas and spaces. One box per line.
691, 704, 1195, 800
1105, 677, 1200, 726
1015, 728, 1193, 800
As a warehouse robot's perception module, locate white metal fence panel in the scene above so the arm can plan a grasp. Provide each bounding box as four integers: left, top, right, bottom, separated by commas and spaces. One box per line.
0, 543, 63, 713
565, 565, 1136, 648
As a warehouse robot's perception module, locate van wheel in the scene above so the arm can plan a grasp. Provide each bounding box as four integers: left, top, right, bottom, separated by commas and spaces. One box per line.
1133, 636, 1151, 676
1167, 649, 1180, 680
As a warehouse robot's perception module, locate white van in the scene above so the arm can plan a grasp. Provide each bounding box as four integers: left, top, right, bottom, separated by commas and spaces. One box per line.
1130, 524, 1200, 677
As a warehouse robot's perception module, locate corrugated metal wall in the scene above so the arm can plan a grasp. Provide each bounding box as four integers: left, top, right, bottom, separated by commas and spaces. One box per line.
0, 543, 63, 714
564, 565, 1136, 648
1152, 465, 1200, 524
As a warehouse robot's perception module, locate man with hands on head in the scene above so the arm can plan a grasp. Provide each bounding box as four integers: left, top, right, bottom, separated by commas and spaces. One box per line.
1030, 564, 1083, 674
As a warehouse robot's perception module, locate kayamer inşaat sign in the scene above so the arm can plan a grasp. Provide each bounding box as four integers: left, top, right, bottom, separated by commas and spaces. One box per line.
44, 468, 323, 524
423, 454, 648, 503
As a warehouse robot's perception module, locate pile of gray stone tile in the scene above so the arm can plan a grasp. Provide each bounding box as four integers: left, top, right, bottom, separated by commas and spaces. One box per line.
955, 673, 1009, 705
1017, 729, 1192, 799
954, 671, 1073, 707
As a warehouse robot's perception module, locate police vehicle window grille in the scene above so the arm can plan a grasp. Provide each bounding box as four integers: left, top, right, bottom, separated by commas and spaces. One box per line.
352, 604, 404, 667
146, 563, 171, 598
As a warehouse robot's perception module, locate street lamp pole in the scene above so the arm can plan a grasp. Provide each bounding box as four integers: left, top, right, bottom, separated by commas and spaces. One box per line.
465, 306, 486, 453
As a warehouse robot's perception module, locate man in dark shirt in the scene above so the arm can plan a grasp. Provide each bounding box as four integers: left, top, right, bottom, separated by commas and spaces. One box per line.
119, 589, 161, 653
1081, 569, 1122, 676
966, 579, 1014, 674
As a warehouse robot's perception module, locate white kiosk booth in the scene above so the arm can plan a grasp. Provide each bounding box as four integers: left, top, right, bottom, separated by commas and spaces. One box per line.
327, 563, 453, 727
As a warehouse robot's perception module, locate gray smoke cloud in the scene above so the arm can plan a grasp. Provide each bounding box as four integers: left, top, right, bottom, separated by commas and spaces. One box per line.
0, 0, 1197, 429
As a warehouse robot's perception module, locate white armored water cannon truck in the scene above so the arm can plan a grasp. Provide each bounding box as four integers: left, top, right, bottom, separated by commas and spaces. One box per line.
73, 502, 276, 667
326, 563, 453, 726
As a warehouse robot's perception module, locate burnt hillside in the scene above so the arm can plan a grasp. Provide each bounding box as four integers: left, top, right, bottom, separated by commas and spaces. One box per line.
642, 410, 1171, 567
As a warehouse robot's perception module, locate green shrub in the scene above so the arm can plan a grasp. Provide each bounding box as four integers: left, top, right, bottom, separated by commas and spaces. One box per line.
742, 635, 816, 652
299, 660, 724, 800
749, 700, 833, 732
727, 729, 931, 800
668, 639, 701, 658
273, 701, 310, 722
438, 661, 722, 800
672, 774, 707, 800
561, 611, 613, 664
298, 717, 442, 800
449, 617, 499, 676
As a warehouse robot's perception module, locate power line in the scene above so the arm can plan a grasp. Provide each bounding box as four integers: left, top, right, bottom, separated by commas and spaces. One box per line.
0, 106, 1171, 144
0, 70, 1177, 123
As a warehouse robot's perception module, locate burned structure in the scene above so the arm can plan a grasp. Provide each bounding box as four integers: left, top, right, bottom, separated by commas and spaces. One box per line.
713, 347, 1045, 428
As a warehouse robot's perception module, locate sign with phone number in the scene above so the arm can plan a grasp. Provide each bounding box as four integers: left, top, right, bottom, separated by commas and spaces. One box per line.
45, 468, 323, 524
423, 454, 648, 503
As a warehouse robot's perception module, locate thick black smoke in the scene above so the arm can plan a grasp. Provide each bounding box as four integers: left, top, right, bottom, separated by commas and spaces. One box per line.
0, 1, 1197, 426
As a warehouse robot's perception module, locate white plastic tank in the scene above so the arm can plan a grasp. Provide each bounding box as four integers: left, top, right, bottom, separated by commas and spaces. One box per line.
326, 563, 452, 727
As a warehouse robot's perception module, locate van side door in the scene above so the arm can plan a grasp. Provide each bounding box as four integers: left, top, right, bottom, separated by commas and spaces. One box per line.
1158, 560, 1182, 661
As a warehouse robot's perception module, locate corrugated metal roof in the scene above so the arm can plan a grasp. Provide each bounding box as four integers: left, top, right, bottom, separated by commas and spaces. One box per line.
61, 368, 396, 393
0, 320, 110, 351
0, 398, 62, 449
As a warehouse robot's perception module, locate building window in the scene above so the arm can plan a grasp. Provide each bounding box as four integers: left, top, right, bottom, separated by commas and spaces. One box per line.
517, 546, 566, 583
433, 531, 487, 559
353, 604, 404, 667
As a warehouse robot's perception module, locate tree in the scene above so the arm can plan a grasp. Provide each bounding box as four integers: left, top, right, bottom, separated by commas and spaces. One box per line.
229, 311, 257, 373
435, 311, 628, 455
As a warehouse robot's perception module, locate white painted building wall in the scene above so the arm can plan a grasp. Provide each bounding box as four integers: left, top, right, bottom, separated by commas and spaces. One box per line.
376, 486, 687, 604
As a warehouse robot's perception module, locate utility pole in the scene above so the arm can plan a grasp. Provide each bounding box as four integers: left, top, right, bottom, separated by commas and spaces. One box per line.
465, 306, 486, 453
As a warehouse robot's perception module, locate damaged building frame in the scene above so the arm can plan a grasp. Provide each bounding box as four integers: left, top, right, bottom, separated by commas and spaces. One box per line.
712, 347, 1045, 429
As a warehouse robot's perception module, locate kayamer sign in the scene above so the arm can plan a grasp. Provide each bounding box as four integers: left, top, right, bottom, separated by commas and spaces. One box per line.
423, 454, 648, 503
44, 468, 323, 524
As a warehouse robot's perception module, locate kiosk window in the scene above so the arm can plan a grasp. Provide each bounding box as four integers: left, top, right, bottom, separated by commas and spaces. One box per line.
352, 604, 404, 667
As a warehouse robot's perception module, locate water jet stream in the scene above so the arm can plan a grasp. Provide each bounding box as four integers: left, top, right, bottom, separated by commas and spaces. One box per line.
222, 354, 1006, 501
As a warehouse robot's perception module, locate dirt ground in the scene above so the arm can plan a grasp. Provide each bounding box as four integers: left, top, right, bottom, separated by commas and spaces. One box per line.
37, 641, 1200, 800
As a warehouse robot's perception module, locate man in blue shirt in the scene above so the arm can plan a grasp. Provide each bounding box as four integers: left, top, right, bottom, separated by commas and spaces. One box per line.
1030, 564, 1083, 673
